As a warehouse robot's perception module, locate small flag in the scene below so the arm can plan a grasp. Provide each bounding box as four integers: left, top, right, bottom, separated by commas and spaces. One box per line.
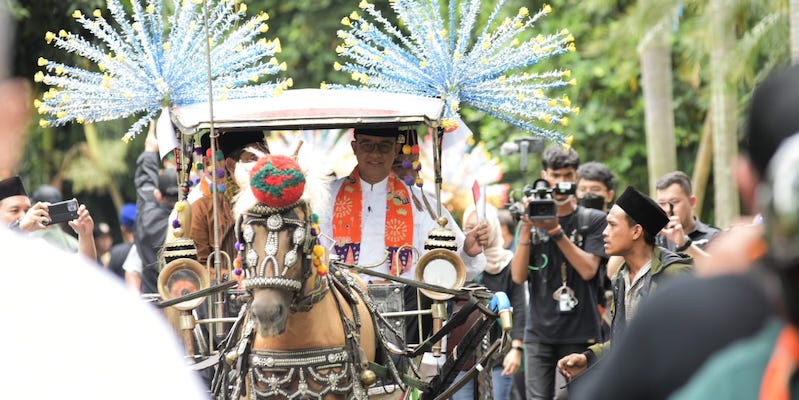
473, 180, 486, 221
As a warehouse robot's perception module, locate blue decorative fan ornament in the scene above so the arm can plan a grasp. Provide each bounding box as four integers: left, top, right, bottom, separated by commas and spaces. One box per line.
35, 0, 292, 143
331, 0, 578, 143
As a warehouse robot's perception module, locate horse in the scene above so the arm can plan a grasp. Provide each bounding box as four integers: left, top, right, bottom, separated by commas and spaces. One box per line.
215, 154, 384, 400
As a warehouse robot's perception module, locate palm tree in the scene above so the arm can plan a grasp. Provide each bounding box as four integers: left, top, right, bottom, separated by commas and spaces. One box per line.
638, 1, 678, 194
792, 0, 799, 62
709, 0, 739, 228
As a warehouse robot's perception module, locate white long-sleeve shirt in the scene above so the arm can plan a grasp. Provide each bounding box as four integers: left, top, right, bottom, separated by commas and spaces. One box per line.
319, 176, 485, 282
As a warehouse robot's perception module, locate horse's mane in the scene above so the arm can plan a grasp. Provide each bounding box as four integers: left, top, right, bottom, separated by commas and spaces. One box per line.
233, 147, 334, 218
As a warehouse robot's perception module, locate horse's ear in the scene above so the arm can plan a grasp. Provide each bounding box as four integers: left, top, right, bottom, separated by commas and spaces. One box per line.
292, 140, 304, 161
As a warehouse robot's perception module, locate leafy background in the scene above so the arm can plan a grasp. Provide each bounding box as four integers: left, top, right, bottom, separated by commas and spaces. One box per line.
7, 0, 791, 239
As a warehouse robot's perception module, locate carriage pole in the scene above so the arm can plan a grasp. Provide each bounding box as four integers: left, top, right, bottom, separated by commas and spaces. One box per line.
202, 0, 226, 352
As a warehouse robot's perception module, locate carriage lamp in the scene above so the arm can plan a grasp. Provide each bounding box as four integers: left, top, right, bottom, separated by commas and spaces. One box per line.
158, 258, 210, 358
415, 217, 467, 301
415, 216, 467, 357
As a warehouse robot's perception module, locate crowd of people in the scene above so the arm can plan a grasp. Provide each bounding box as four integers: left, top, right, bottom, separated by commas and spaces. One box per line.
4, 29, 799, 398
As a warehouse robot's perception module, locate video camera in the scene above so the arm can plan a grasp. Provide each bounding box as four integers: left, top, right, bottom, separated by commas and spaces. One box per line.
523, 179, 577, 220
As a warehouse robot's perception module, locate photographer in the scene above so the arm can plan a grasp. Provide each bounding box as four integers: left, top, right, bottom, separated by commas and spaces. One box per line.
511, 145, 608, 400
0, 176, 96, 261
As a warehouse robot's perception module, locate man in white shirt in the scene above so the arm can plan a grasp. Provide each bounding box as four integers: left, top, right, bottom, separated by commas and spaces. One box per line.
319, 126, 488, 343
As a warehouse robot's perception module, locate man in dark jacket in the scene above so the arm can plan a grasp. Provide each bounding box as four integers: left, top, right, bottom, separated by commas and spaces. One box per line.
135, 123, 179, 295
557, 186, 693, 379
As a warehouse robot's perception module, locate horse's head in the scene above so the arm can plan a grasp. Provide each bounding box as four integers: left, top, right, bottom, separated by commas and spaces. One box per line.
234, 155, 326, 337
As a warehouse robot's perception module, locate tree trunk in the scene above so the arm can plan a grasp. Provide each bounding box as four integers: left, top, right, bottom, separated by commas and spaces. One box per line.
0, 3, 11, 79
710, 0, 739, 228
792, 0, 799, 63
692, 110, 713, 219
638, 20, 677, 195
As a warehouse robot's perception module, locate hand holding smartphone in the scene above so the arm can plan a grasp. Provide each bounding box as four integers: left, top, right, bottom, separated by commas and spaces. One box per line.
45, 198, 79, 225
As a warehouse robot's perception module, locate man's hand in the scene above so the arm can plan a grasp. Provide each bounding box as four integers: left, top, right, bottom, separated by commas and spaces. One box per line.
502, 347, 522, 376
464, 221, 489, 257
68, 204, 94, 237
557, 353, 588, 381
144, 120, 159, 153
19, 202, 50, 231
519, 213, 559, 233
660, 215, 687, 246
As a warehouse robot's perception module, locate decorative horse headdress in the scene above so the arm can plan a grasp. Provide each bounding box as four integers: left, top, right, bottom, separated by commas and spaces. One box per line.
234, 155, 328, 309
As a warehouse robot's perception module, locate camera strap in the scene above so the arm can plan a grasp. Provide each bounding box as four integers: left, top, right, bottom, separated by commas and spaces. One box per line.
552, 263, 574, 295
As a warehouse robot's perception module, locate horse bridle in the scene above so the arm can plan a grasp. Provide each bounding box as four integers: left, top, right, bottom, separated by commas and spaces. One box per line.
235, 200, 316, 308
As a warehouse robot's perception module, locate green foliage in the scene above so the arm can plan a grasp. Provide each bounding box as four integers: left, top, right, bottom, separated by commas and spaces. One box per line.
9, 0, 793, 223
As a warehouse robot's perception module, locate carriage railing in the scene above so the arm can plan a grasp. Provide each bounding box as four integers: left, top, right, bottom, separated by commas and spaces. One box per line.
333, 260, 513, 400
151, 252, 512, 400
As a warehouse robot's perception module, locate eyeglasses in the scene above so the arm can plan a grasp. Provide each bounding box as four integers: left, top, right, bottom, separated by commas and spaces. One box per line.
356, 141, 395, 154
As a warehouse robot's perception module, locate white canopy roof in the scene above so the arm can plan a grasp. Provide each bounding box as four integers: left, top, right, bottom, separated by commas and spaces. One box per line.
170, 88, 445, 135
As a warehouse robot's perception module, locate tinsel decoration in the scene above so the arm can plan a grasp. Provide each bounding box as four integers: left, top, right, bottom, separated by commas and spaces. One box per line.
332, 1, 578, 142
35, 0, 293, 142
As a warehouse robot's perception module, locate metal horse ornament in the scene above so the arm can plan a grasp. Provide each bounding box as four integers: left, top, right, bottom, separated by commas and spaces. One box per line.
214, 154, 388, 400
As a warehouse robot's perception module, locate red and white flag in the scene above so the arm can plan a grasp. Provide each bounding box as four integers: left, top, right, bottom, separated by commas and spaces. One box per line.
472, 180, 486, 221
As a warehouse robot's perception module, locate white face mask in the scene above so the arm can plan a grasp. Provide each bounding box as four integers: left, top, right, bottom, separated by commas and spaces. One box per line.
234, 161, 256, 190
233, 146, 268, 190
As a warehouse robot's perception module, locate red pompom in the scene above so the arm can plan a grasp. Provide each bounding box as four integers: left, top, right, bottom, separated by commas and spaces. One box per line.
249, 155, 306, 208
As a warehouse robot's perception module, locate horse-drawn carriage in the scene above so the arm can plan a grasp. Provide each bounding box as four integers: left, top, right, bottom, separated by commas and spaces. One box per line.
35, 1, 576, 397
150, 88, 514, 399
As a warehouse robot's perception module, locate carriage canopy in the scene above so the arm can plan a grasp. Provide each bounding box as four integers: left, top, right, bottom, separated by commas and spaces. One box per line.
169, 89, 446, 134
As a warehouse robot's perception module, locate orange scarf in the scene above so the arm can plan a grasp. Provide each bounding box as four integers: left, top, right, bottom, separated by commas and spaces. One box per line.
760, 324, 799, 400
332, 167, 414, 275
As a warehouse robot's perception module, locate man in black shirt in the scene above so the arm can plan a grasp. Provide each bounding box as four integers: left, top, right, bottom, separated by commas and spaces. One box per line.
134, 124, 179, 295
511, 145, 608, 399
655, 171, 719, 253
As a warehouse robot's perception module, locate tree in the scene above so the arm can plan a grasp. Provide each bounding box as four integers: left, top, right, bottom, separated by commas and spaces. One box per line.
638, 0, 678, 194
709, 0, 739, 228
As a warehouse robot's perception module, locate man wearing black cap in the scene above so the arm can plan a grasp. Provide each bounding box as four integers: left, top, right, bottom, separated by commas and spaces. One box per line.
557, 186, 693, 381
0, 177, 97, 260
0, 175, 33, 228
189, 129, 268, 276
319, 126, 488, 346
321, 126, 487, 278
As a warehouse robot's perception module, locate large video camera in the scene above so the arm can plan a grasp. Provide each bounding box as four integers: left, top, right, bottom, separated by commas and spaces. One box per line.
523, 179, 577, 220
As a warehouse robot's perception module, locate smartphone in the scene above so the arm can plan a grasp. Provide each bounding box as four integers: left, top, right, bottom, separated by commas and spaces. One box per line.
46, 198, 79, 225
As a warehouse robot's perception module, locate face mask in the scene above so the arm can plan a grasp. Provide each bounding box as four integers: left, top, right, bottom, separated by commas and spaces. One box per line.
578, 193, 605, 211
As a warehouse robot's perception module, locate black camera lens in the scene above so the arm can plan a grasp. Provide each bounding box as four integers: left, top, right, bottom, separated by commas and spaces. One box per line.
578, 194, 605, 211
527, 199, 557, 220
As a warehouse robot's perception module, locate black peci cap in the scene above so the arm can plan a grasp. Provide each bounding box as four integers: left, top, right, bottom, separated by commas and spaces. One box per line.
353, 126, 402, 140
0, 176, 27, 201
615, 186, 670, 237
200, 130, 267, 159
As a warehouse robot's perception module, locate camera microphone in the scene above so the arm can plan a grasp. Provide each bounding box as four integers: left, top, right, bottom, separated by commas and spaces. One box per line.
519, 141, 530, 172
500, 142, 519, 156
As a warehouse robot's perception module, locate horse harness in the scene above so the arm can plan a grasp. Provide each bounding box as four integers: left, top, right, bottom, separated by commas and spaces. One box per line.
219, 201, 373, 399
